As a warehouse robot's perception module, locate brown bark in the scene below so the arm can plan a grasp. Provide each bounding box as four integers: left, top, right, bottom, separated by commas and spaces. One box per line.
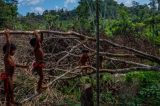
81, 84, 94, 106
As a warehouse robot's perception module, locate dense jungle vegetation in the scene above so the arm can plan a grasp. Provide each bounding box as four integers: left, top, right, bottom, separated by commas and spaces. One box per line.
0, 0, 160, 105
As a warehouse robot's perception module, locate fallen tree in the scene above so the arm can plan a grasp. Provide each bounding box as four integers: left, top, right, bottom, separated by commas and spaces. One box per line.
0, 30, 159, 103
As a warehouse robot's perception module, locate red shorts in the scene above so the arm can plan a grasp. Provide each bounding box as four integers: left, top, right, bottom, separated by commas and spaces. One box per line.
32, 62, 45, 69
0, 72, 9, 80
0, 72, 9, 94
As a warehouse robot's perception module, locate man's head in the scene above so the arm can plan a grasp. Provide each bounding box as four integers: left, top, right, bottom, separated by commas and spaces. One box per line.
82, 49, 89, 55
30, 38, 36, 48
3, 43, 16, 56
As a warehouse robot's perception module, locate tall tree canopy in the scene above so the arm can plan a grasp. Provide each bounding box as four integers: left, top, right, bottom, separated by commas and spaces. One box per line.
0, 0, 17, 29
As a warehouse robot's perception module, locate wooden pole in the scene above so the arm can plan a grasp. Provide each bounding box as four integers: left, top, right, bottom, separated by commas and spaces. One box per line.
96, 0, 100, 106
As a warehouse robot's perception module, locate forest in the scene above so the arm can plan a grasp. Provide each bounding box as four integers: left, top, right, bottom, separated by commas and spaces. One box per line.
0, 0, 160, 106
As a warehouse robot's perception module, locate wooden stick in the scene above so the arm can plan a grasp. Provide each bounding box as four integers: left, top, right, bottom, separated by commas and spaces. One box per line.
20, 66, 79, 103
0, 31, 34, 35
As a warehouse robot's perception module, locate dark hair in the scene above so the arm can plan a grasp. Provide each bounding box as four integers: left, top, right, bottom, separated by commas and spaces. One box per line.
82, 49, 89, 53
3, 43, 16, 54
30, 38, 36, 47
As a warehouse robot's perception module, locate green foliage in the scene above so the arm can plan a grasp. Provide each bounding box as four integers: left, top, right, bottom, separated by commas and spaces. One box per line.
44, 14, 59, 29
1, 1, 160, 105
102, 73, 112, 81
0, 0, 159, 43
125, 71, 160, 105
63, 98, 80, 106
101, 91, 116, 104
0, 0, 157, 44
0, 0, 17, 29
139, 84, 160, 105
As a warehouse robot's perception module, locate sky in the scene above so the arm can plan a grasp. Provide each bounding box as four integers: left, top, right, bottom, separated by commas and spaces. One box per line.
18, 0, 150, 16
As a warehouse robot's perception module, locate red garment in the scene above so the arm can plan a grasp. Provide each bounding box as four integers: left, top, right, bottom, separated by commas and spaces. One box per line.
80, 55, 89, 65
0, 72, 9, 95
32, 62, 45, 68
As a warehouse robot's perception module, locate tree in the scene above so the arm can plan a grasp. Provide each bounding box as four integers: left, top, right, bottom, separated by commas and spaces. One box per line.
75, 0, 95, 33
156, 0, 160, 11
0, 0, 17, 29
44, 14, 59, 30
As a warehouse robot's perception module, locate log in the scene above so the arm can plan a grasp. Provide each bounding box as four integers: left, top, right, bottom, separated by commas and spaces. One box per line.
0, 30, 159, 64
0, 30, 86, 39
60, 66, 160, 80
81, 84, 94, 106
100, 39, 160, 64
104, 57, 150, 67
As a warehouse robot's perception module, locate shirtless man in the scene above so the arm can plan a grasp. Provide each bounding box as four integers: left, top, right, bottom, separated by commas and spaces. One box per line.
3, 29, 28, 106
30, 31, 46, 93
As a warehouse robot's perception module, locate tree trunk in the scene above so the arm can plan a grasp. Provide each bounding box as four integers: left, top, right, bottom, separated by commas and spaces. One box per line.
81, 84, 94, 106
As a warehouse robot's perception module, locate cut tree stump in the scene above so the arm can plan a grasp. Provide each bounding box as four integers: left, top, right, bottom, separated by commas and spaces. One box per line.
81, 84, 94, 106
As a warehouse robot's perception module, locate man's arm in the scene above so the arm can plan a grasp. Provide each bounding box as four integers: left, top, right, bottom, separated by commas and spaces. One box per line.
34, 30, 41, 49
88, 55, 91, 65
16, 64, 29, 68
16, 64, 31, 74
4, 29, 11, 56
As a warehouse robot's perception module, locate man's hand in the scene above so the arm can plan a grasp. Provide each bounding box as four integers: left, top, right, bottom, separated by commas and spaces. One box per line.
24, 65, 29, 69
4, 29, 10, 43
16, 64, 29, 69
33, 30, 40, 36
4, 29, 10, 35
